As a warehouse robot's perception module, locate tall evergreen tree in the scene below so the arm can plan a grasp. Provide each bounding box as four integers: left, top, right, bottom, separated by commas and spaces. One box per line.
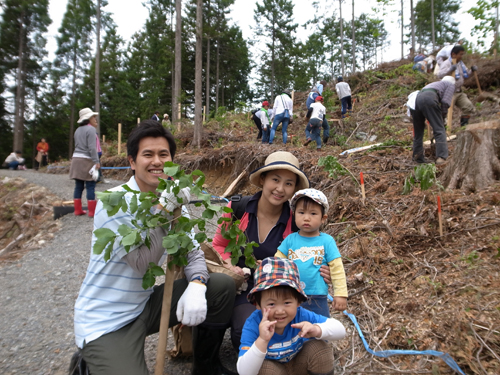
414, 0, 460, 50
0, 0, 51, 153
55, 0, 96, 157
253, 0, 297, 102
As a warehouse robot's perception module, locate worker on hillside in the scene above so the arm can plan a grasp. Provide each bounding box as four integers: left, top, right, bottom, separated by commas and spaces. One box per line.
435, 40, 463, 68
269, 89, 293, 145
413, 55, 435, 73
407, 75, 456, 165
305, 80, 327, 109
335, 76, 352, 118
3, 151, 26, 170
305, 81, 330, 145
436, 45, 477, 126
304, 96, 327, 150
254, 100, 272, 143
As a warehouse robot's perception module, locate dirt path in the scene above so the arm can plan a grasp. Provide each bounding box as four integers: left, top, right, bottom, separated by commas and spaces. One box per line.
0, 170, 236, 375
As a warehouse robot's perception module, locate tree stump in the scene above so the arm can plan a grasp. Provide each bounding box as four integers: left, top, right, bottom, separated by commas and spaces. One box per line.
440, 120, 500, 192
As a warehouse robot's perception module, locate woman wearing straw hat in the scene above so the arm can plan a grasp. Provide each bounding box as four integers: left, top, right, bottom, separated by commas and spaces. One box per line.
69, 108, 100, 218
212, 151, 332, 351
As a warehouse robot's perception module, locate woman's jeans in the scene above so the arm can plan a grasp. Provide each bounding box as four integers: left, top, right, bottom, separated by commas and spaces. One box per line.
74, 179, 97, 200
305, 117, 330, 143
301, 295, 330, 317
269, 112, 290, 144
306, 118, 322, 148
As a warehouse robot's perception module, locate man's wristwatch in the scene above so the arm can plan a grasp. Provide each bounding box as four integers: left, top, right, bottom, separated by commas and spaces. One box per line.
191, 276, 207, 285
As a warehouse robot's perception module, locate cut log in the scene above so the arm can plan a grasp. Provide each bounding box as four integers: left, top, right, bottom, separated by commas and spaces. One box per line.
440, 120, 500, 192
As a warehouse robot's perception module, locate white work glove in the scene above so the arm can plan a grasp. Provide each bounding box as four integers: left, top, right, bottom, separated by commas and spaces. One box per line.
176, 281, 207, 326
159, 182, 191, 212
89, 165, 99, 181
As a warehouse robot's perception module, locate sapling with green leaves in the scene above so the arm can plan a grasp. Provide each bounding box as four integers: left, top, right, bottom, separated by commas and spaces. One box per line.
403, 163, 444, 194
93, 161, 257, 289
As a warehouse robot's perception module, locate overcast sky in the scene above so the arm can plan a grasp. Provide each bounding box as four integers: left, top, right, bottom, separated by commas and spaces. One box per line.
46, 0, 485, 65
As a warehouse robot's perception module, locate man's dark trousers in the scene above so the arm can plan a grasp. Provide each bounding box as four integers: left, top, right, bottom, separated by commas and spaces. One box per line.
411, 90, 449, 162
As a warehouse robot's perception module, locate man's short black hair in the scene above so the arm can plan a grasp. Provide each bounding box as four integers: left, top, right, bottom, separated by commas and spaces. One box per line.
451, 45, 465, 56
15, 150, 22, 154
127, 120, 176, 163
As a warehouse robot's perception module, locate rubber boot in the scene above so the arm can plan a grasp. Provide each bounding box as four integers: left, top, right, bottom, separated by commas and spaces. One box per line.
192, 326, 229, 375
87, 200, 97, 218
323, 136, 329, 144
460, 116, 470, 127
74, 199, 87, 216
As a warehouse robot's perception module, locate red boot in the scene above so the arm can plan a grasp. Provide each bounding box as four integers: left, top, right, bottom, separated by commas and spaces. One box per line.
74, 199, 87, 216
87, 200, 97, 218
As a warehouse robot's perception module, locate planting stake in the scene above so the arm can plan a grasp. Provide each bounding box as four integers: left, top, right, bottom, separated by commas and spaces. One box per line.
437, 196, 443, 236
118, 123, 122, 155
360, 172, 366, 202
155, 207, 182, 375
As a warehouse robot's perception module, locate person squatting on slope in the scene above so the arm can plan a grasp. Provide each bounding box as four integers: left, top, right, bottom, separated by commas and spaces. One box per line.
69, 108, 101, 218
253, 101, 272, 143
276, 188, 348, 317
436, 45, 478, 127
3, 151, 26, 170
72, 120, 235, 375
236, 257, 346, 375
406, 75, 457, 165
335, 76, 352, 118
304, 96, 328, 150
269, 89, 294, 145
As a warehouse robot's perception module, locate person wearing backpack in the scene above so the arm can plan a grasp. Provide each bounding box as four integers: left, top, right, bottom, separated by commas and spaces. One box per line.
211, 151, 333, 352
269, 89, 293, 145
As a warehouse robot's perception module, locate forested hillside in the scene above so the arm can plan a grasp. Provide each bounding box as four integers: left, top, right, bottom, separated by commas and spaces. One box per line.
2, 0, 499, 165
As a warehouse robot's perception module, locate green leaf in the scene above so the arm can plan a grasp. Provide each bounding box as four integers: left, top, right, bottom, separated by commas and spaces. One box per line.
93, 236, 114, 255
222, 206, 233, 213
130, 194, 138, 213
104, 241, 114, 261
117, 224, 132, 237
122, 231, 140, 246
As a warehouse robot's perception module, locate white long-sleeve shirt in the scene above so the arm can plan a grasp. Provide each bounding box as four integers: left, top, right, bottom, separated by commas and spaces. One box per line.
273, 94, 293, 117
335, 82, 351, 100
308, 102, 326, 121
256, 109, 271, 128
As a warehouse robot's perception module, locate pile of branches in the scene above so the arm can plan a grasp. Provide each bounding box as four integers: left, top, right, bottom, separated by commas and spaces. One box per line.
0, 177, 61, 262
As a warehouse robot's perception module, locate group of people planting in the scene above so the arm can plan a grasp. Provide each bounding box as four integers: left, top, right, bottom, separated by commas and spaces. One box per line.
70, 120, 348, 375
252, 77, 353, 150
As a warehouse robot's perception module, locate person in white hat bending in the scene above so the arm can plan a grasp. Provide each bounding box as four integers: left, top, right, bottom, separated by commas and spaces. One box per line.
407, 75, 456, 165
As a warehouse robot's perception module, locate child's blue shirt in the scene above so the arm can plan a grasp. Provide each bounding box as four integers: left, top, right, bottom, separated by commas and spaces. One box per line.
278, 232, 341, 296
238, 306, 327, 363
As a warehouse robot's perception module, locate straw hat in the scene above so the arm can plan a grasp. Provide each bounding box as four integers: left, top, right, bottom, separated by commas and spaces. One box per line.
248, 151, 309, 192
77, 108, 99, 123
247, 257, 307, 305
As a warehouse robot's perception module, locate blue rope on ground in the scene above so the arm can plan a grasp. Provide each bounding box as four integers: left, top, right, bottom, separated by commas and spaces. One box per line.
47, 165, 68, 169
100, 166, 131, 170
201, 189, 229, 203
343, 310, 466, 375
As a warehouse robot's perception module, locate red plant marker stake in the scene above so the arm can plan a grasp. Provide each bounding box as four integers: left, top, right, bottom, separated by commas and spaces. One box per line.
437, 196, 443, 236
360, 172, 366, 202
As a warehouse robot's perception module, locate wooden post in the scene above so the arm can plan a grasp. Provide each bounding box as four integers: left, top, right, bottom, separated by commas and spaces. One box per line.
426, 120, 432, 142
437, 196, 443, 236
360, 172, 366, 202
177, 103, 181, 133
203, 105, 206, 123
155, 207, 182, 375
102, 135, 105, 143
291, 90, 295, 104
474, 71, 483, 95
118, 123, 122, 155
446, 96, 456, 136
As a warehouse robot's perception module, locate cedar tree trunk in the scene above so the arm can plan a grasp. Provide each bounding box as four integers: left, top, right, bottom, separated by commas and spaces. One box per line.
440, 120, 500, 192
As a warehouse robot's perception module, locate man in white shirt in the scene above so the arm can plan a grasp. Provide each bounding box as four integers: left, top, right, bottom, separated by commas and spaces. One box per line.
335, 77, 352, 118
269, 89, 293, 145
304, 96, 327, 150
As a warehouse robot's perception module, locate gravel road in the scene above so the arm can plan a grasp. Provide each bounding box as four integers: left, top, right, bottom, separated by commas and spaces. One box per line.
0, 169, 236, 375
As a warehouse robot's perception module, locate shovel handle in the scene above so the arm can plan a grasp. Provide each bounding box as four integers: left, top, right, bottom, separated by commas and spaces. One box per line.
474, 71, 482, 95
154, 207, 182, 375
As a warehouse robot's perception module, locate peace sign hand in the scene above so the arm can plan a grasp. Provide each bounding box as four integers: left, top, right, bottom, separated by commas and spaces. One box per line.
258, 308, 277, 343
291, 321, 322, 339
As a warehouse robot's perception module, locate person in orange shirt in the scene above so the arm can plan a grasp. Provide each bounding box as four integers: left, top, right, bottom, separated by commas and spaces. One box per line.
35, 138, 49, 169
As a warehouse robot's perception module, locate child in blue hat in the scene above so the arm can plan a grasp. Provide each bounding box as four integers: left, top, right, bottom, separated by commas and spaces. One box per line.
237, 257, 345, 375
